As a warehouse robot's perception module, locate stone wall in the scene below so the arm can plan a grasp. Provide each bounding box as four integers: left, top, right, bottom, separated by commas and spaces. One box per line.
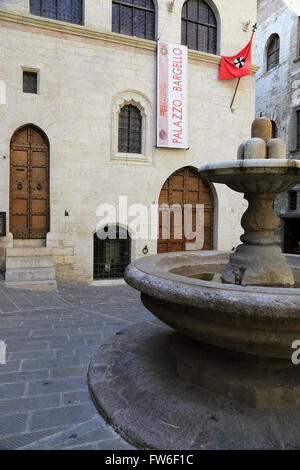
0, 0, 257, 282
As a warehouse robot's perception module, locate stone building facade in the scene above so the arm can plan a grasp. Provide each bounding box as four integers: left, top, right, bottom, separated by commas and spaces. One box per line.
256, 0, 300, 254
0, 0, 257, 284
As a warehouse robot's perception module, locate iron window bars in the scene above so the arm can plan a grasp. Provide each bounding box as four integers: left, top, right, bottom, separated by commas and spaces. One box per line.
30, 0, 83, 25
112, 0, 155, 40
94, 226, 131, 280
118, 104, 142, 154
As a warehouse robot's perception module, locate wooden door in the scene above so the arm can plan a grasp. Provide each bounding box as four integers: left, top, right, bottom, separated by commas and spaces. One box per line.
158, 166, 214, 253
10, 126, 49, 239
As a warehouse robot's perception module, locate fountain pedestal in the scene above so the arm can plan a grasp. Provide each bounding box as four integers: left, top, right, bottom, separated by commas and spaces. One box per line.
222, 192, 294, 287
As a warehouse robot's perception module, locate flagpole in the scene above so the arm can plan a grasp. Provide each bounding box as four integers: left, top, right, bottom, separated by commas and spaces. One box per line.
230, 77, 241, 111
229, 24, 257, 111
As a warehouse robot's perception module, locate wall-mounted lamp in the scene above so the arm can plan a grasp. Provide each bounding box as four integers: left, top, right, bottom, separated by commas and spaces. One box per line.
243, 21, 250, 32
168, 0, 174, 13
3, 156, 6, 159
142, 245, 149, 255
64, 210, 69, 217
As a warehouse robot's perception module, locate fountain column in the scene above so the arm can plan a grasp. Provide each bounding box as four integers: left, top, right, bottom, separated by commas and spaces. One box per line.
221, 117, 295, 287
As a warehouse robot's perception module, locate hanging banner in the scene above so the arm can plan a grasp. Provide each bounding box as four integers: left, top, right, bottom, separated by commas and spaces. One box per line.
157, 41, 188, 149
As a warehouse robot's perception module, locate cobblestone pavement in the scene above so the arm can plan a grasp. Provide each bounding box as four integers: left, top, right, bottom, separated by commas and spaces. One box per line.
0, 282, 157, 450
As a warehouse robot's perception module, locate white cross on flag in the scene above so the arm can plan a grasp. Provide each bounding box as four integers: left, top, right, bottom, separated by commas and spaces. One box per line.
234, 57, 246, 69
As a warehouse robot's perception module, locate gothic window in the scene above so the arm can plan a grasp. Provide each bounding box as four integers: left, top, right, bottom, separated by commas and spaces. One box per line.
267, 34, 280, 71
30, 0, 83, 25
118, 105, 142, 154
181, 0, 217, 54
94, 226, 131, 280
112, 0, 155, 40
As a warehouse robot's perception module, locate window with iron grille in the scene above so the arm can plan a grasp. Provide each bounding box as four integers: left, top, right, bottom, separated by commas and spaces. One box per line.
112, 0, 155, 40
30, 0, 83, 25
23, 71, 38, 94
93, 226, 131, 280
297, 110, 300, 149
267, 34, 280, 71
181, 0, 217, 54
118, 105, 142, 154
288, 191, 298, 211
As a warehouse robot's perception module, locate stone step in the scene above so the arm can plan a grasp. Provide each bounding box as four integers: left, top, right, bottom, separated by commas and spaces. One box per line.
5, 267, 56, 282
13, 239, 46, 248
6, 256, 54, 269
4, 280, 58, 291
6, 247, 52, 258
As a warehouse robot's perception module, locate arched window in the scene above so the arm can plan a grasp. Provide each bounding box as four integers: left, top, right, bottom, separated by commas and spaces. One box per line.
267, 34, 280, 71
118, 104, 142, 154
94, 226, 131, 280
112, 0, 155, 40
181, 0, 217, 54
30, 0, 83, 25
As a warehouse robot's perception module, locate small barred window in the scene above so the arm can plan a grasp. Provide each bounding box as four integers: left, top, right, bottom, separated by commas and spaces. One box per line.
118, 105, 142, 154
23, 71, 38, 94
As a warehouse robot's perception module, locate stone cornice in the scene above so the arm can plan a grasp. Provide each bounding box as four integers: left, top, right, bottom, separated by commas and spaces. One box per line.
0, 10, 259, 73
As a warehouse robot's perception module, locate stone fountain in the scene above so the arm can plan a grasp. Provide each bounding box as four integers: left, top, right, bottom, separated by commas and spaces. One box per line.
88, 118, 300, 450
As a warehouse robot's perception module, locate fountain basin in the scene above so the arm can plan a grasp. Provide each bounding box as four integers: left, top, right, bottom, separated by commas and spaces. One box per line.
199, 159, 300, 193
125, 251, 300, 361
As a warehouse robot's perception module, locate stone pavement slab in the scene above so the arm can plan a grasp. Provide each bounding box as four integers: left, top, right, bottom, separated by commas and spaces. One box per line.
0, 282, 155, 450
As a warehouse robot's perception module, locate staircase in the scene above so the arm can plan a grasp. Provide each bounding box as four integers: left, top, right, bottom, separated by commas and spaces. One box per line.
5, 246, 57, 290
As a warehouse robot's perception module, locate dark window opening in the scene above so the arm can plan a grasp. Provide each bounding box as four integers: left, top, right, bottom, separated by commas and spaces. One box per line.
94, 226, 131, 280
271, 120, 278, 138
283, 218, 300, 254
112, 0, 155, 40
30, 0, 83, 25
267, 34, 280, 71
289, 191, 298, 211
181, 0, 217, 54
23, 71, 38, 94
297, 110, 300, 149
118, 104, 142, 154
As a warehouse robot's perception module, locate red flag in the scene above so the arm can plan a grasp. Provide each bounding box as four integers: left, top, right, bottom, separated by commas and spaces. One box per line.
219, 35, 253, 80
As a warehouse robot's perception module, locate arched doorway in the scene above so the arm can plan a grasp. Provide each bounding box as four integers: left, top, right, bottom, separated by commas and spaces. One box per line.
158, 166, 214, 253
10, 125, 50, 239
94, 226, 131, 280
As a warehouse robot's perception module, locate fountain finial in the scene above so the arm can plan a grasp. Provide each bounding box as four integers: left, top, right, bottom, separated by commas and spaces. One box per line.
238, 117, 286, 160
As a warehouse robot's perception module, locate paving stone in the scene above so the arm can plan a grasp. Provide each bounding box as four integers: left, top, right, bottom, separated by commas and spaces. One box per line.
0, 361, 21, 373
0, 370, 49, 384
9, 350, 55, 360
5, 341, 49, 352
27, 376, 87, 395
0, 412, 28, 437
30, 404, 96, 431
0, 394, 61, 414
63, 390, 92, 405
50, 366, 86, 379
0, 428, 69, 450
0, 382, 26, 399
22, 356, 80, 371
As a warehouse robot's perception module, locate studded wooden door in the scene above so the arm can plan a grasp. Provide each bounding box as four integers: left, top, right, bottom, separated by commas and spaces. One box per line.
10, 126, 49, 239
158, 166, 214, 253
